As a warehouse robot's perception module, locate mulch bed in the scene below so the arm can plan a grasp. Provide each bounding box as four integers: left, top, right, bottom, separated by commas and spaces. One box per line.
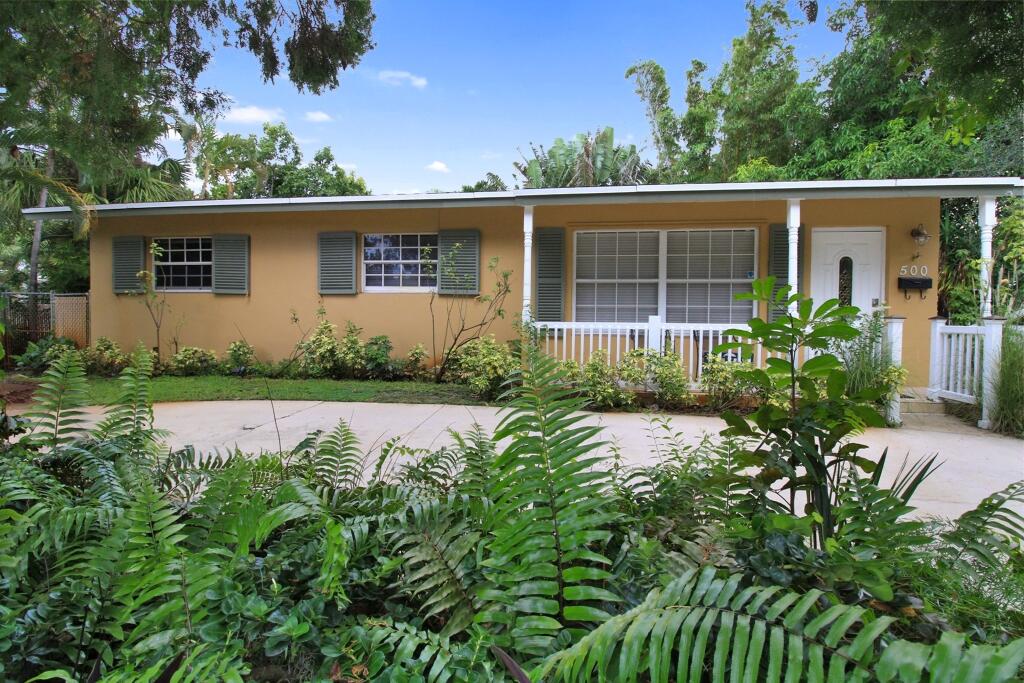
0, 380, 38, 405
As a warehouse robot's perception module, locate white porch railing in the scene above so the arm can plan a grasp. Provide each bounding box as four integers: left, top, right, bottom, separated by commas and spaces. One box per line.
537, 315, 907, 423
535, 318, 755, 385
928, 317, 1013, 429
536, 320, 653, 366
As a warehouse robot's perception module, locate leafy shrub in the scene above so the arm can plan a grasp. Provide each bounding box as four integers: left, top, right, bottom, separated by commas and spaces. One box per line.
362, 334, 399, 380
832, 310, 906, 402
338, 321, 366, 378
404, 343, 430, 380
14, 335, 76, 374
698, 354, 759, 410
449, 335, 518, 399
647, 352, 692, 409
294, 317, 404, 380
580, 350, 634, 410
297, 316, 343, 378
225, 339, 257, 375
80, 337, 129, 376
168, 346, 218, 376
611, 349, 692, 409
993, 327, 1024, 436
945, 281, 980, 325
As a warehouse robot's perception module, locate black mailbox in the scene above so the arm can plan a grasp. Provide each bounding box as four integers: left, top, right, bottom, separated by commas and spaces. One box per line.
898, 276, 932, 290
898, 276, 932, 299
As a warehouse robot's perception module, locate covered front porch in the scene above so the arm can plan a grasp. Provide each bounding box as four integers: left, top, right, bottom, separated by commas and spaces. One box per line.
512, 180, 1021, 427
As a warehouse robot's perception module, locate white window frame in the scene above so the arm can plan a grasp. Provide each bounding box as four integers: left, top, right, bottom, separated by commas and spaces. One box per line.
152, 236, 213, 292
572, 229, 661, 323
571, 227, 759, 323
360, 232, 439, 293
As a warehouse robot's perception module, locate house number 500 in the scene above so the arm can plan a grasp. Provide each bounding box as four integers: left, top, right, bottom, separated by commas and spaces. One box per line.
899, 265, 928, 276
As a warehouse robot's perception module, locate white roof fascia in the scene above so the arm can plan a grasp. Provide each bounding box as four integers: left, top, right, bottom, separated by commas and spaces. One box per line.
20, 177, 1024, 220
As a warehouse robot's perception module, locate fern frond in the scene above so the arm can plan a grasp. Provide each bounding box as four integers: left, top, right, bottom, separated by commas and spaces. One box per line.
352, 618, 509, 682
159, 446, 237, 505
24, 350, 90, 448
939, 480, 1024, 574
538, 566, 1024, 682
63, 440, 133, 507
835, 466, 931, 557
450, 424, 497, 501
394, 446, 459, 492
483, 344, 621, 657
390, 495, 482, 637
93, 349, 165, 447
307, 419, 365, 488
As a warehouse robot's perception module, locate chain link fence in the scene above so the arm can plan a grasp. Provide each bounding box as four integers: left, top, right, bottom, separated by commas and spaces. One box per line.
1, 292, 90, 368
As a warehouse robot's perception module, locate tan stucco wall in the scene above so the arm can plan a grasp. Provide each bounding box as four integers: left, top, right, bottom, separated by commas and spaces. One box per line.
90, 197, 939, 385
90, 207, 525, 367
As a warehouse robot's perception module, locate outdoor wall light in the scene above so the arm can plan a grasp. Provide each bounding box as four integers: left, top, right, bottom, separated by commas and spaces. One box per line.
910, 224, 932, 246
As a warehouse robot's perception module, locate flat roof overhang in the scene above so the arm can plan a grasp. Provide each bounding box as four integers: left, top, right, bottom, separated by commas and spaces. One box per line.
21, 177, 1024, 221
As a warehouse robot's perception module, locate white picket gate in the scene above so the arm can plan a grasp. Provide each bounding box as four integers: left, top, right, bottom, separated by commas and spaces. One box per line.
928, 317, 1014, 429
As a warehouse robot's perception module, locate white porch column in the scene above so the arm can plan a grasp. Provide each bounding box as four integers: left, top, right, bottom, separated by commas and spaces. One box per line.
787, 199, 801, 314
521, 205, 535, 322
979, 196, 997, 319
978, 317, 1006, 430
884, 316, 905, 425
927, 316, 946, 401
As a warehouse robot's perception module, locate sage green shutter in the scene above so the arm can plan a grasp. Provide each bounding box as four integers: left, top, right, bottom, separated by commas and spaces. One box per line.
212, 234, 250, 294
112, 235, 145, 293
767, 223, 805, 320
437, 229, 480, 295
534, 227, 564, 321
318, 231, 357, 294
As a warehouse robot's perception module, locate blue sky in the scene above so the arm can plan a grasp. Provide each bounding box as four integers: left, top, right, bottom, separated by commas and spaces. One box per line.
171, 0, 847, 195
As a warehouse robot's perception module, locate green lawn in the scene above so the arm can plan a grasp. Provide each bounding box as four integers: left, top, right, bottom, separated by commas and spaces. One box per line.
78, 375, 482, 406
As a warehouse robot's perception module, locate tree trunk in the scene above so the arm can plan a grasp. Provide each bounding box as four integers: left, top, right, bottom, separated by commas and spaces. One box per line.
28, 148, 55, 292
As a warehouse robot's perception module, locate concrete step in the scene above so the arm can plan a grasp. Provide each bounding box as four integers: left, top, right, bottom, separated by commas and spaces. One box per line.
900, 397, 947, 414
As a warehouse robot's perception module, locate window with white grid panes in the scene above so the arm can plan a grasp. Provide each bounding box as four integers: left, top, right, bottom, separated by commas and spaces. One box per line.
665, 229, 757, 323
574, 231, 660, 322
153, 237, 212, 290
362, 233, 438, 290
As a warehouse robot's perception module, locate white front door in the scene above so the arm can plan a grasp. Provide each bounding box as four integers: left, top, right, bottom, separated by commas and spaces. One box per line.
810, 228, 885, 312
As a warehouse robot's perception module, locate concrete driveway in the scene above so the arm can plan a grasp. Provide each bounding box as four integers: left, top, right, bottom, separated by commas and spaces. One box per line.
75, 400, 1022, 519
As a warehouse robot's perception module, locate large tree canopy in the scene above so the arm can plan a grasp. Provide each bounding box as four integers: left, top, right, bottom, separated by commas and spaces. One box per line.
203, 123, 370, 199
626, 0, 1023, 184
0, 0, 375, 291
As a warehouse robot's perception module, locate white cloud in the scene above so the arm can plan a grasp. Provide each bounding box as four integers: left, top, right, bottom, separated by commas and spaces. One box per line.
304, 110, 333, 123
378, 70, 428, 89
425, 160, 450, 173
223, 104, 285, 124
338, 162, 358, 171
390, 188, 424, 195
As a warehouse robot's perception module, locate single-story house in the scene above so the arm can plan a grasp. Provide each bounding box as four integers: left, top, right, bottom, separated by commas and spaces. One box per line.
24, 177, 1023, 388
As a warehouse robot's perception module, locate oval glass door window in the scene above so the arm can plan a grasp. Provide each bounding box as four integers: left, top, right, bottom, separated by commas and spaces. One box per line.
838, 256, 853, 306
